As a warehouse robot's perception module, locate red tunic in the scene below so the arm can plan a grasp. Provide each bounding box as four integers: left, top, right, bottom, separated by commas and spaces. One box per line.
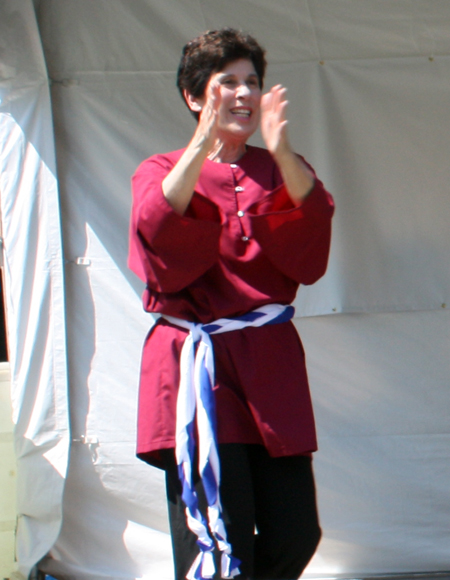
129, 145, 334, 468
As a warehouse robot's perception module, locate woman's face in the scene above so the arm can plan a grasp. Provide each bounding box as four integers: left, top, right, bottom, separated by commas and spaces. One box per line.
198, 59, 262, 142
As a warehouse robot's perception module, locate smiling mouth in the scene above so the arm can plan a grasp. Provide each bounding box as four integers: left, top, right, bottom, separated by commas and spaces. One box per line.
230, 108, 251, 118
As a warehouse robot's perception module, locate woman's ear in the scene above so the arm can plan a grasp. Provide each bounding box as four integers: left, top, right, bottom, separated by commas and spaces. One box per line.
183, 89, 203, 113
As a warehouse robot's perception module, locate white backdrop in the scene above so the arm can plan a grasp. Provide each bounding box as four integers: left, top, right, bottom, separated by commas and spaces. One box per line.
1, 1, 450, 579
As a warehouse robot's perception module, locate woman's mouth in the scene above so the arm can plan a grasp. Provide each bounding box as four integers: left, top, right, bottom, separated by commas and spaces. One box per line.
230, 107, 252, 118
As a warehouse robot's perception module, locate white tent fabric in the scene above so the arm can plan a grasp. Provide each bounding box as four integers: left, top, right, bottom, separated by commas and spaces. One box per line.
1, 0, 450, 579
0, 1, 70, 576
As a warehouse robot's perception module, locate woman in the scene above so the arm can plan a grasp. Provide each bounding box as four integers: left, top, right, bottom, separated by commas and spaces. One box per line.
129, 28, 334, 580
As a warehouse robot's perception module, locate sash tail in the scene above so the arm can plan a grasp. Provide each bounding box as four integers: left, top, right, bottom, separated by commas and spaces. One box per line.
176, 327, 217, 579
186, 550, 215, 580
195, 332, 241, 578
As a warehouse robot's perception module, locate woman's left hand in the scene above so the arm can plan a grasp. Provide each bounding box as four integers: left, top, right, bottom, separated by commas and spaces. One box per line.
261, 84, 315, 204
260, 85, 291, 158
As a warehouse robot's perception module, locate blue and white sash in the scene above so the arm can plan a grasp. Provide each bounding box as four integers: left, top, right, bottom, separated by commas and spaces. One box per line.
163, 304, 295, 580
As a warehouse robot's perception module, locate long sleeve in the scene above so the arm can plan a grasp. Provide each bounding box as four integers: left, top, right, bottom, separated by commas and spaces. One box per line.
129, 154, 222, 292
249, 174, 334, 285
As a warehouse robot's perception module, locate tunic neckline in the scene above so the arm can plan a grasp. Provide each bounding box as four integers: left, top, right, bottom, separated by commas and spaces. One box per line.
205, 144, 253, 167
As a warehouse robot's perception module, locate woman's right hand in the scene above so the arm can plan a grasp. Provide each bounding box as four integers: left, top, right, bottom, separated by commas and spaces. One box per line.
192, 80, 221, 152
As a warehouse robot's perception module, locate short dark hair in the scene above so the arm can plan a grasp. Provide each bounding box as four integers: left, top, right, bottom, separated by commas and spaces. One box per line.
177, 28, 266, 118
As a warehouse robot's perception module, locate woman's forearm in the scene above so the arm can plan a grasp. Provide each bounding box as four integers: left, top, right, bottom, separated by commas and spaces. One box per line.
162, 138, 209, 215
273, 148, 314, 205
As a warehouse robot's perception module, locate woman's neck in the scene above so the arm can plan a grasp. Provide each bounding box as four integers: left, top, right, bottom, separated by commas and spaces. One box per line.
207, 140, 247, 164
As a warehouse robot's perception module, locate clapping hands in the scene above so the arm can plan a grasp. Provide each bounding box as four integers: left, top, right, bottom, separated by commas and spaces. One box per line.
260, 84, 291, 158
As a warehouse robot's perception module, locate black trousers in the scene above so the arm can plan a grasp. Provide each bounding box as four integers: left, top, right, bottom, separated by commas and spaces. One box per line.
162, 444, 321, 580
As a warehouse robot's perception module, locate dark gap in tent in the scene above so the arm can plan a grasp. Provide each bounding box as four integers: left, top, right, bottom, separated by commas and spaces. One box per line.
0, 274, 7, 361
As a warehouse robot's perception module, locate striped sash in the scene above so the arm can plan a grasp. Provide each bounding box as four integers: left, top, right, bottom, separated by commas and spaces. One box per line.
163, 304, 295, 580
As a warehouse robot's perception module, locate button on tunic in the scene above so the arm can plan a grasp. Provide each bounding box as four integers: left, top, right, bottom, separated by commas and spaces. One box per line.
129, 145, 334, 468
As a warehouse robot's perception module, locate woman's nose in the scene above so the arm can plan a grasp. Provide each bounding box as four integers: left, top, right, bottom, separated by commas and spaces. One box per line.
236, 83, 251, 98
